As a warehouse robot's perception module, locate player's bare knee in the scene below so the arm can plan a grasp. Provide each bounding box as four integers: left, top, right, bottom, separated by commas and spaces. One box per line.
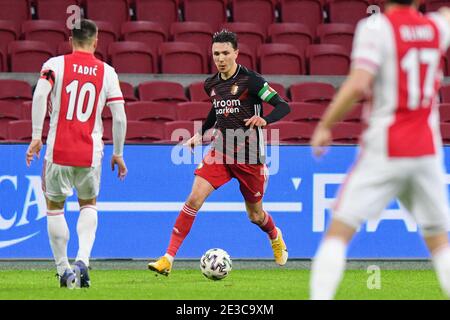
186, 193, 205, 211
78, 198, 96, 207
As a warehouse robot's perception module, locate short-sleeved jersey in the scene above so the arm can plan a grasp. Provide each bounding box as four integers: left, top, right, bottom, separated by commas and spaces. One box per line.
41, 51, 124, 167
352, 8, 450, 158
204, 65, 278, 164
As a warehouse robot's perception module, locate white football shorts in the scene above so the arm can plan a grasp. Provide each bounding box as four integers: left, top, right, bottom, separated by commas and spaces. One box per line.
333, 153, 450, 236
42, 161, 102, 202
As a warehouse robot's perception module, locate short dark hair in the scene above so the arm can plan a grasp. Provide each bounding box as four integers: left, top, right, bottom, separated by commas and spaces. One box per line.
387, 0, 414, 5
72, 19, 98, 46
212, 29, 238, 50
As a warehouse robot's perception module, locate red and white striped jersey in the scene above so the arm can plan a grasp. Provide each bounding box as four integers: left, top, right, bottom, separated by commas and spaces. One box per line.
42, 51, 124, 167
352, 7, 450, 158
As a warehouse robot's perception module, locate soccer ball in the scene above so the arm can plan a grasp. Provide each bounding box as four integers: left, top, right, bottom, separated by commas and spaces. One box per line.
200, 248, 232, 281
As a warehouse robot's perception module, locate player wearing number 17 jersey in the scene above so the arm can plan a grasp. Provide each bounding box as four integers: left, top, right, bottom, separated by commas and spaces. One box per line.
310, 1, 450, 299
25, 19, 127, 289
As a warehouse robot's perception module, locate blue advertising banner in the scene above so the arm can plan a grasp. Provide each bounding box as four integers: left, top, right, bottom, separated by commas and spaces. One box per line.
0, 144, 449, 259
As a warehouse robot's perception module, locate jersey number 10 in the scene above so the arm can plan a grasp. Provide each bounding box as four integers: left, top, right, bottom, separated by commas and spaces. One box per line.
65, 80, 96, 122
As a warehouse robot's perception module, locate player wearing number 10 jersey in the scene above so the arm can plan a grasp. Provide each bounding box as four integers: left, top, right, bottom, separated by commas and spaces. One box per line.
25, 19, 127, 289
310, 1, 450, 299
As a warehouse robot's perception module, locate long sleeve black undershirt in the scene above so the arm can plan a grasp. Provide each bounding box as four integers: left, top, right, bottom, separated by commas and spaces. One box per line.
262, 94, 291, 124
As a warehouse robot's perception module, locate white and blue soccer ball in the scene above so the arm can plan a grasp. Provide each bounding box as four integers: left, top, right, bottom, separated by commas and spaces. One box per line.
200, 248, 232, 281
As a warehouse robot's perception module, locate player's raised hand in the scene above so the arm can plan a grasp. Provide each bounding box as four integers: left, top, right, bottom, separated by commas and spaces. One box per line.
111, 154, 128, 181
183, 132, 202, 153
25, 139, 43, 167
244, 116, 267, 129
311, 123, 332, 158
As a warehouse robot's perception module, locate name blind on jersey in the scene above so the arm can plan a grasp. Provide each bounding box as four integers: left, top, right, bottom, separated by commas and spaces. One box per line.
400, 25, 434, 42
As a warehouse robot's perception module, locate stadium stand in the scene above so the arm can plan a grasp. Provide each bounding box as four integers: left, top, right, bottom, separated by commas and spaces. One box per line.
307, 44, 350, 75
109, 41, 157, 73
126, 101, 178, 123
0, 0, 449, 144
279, 0, 323, 36
182, 0, 228, 31
138, 81, 188, 103
289, 82, 336, 104
259, 43, 304, 75
121, 21, 168, 51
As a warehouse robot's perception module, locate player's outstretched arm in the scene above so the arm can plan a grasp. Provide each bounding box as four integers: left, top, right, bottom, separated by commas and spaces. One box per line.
311, 68, 374, 157
109, 102, 127, 180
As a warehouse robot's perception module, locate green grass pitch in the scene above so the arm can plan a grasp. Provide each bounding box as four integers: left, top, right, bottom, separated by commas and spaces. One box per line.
0, 269, 446, 300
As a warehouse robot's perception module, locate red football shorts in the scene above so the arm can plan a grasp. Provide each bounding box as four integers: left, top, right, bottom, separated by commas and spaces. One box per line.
194, 150, 268, 203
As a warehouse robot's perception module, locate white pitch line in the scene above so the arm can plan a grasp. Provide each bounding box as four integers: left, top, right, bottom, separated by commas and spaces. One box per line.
66, 202, 302, 212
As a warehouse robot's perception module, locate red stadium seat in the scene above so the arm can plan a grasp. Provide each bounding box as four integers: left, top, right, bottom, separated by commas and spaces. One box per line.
160, 42, 208, 74
282, 102, 325, 122
22, 100, 51, 120
134, 0, 179, 34
188, 81, 210, 102
440, 84, 450, 103
235, 43, 256, 70
439, 103, 450, 123
96, 21, 119, 62
120, 82, 138, 102
0, 45, 7, 72
126, 120, 165, 143
121, 21, 167, 51
0, 20, 20, 49
57, 41, 72, 55
138, 81, 188, 103
269, 82, 288, 102
126, 101, 177, 123
0, 80, 32, 108
176, 102, 210, 121
268, 23, 313, 55
289, 82, 336, 104
22, 20, 69, 51
0, 101, 22, 129
7, 120, 32, 141
9, 40, 55, 72
182, 0, 228, 31
423, 0, 448, 12
0, 121, 7, 141
7, 119, 50, 142
231, 0, 275, 31
259, 43, 304, 75
328, 0, 371, 25
332, 122, 362, 144
342, 103, 363, 122
317, 23, 355, 53
279, 0, 323, 37
307, 44, 350, 75
109, 41, 157, 73
35, 0, 80, 21
440, 122, 450, 144
266, 121, 315, 144
164, 120, 198, 142
171, 22, 214, 57
0, 0, 30, 28
85, 0, 129, 33
222, 22, 266, 54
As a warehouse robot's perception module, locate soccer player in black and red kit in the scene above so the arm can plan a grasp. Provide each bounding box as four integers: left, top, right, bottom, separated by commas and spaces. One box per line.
148, 30, 291, 275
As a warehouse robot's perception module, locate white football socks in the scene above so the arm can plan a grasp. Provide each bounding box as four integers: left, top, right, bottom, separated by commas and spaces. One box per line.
75, 205, 98, 267
310, 237, 347, 300
432, 245, 450, 298
47, 210, 70, 276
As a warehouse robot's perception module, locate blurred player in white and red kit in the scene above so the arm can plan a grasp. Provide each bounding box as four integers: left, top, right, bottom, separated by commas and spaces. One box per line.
26, 19, 127, 289
310, 0, 450, 299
